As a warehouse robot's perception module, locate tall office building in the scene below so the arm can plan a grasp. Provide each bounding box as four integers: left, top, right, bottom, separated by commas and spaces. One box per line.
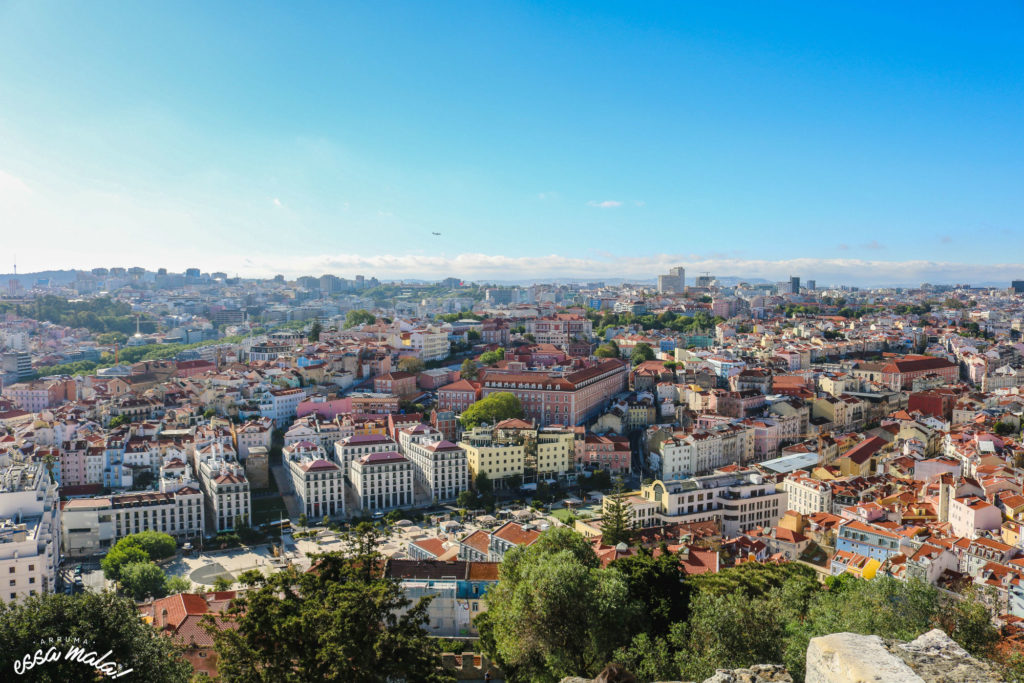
696, 273, 715, 288
806, 280, 816, 291
1012, 280, 1024, 294
658, 266, 685, 293
789, 276, 801, 293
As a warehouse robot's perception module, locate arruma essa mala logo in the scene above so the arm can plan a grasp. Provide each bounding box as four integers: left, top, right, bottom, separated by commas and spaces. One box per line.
13, 637, 134, 678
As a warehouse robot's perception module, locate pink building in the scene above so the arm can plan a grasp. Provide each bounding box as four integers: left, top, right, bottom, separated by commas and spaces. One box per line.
580, 434, 631, 474
949, 496, 1002, 539
296, 398, 352, 420
437, 379, 482, 413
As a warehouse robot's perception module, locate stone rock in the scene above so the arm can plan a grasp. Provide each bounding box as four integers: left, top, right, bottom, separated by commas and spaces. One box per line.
806, 632, 923, 683
806, 630, 1003, 683
702, 664, 792, 683
887, 629, 1001, 683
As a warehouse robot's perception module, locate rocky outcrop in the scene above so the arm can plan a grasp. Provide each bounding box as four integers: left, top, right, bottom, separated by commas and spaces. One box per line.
805, 629, 1001, 683
702, 664, 792, 683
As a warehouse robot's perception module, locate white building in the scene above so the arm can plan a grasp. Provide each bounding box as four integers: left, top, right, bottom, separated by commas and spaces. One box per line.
949, 496, 1002, 539
61, 487, 204, 557
234, 417, 274, 458
196, 443, 251, 533
351, 451, 415, 512
285, 441, 344, 519
259, 387, 306, 427
399, 425, 468, 503
782, 472, 833, 515
0, 462, 60, 602
334, 434, 399, 476
641, 471, 787, 536
655, 424, 753, 479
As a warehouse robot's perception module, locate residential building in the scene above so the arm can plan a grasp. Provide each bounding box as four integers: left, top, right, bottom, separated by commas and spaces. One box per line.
259, 387, 306, 427
0, 462, 60, 601
284, 441, 344, 519
783, 472, 833, 515
949, 496, 1003, 539
233, 417, 273, 459
374, 371, 418, 396
459, 426, 525, 487
385, 559, 499, 638
640, 472, 787, 536
140, 591, 237, 677
525, 315, 593, 345
654, 424, 753, 478
351, 451, 414, 512
437, 379, 481, 413
834, 519, 904, 562
580, 434, 631, 474
334, 434, 399, 476
478, 359, 628, 426
195, 444, 250, 533
399, 425, 468, 503
62, 487, 204, 556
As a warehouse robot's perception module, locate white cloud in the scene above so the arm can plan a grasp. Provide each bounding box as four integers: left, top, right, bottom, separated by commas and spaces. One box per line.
0, 169, 32, 197
633, 200, 646, 207
213, 251, 1024, 287
587, 200, 622, 208
272, 197, 283, 208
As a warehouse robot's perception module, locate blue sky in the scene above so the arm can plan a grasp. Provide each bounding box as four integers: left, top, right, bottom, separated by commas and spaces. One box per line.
1, 1, 1022, 284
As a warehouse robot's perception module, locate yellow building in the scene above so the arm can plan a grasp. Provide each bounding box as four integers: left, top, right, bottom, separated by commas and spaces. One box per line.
459, 426, 526, 486
534, 428, 575, 478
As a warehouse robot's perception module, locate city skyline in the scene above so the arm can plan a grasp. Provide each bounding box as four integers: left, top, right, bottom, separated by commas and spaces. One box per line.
1, 2, 1022, 284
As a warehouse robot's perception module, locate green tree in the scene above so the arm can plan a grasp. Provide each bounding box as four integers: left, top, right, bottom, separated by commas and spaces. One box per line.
994, 421, 1016, 437
587, 469, 612, 491
630, 343, 655, 366
479, 528, 639, 682
298, 513, 308, 529
460, 358, 480, 380
610, 545, 690, 636
108, 414, 130, 429
0, 591, 192, 682
674, 589, 787, 680
237, 569, 264, 586
308, 321, 322, 342
594, 342, 619, 359
600, 485, 633, 546
123, 530, 177, 560
213, 576, 234, 591
101, 543, 150, 581
456, 489, 479, 509
120, 561, 170, 601
96, 331, 128, 345
397, 356, 426, 374
164, 574, 193, 594
459, 392, 524, 429
479, 348, 506, 365
344, 309, 377, 328
207, 524, 451, 682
